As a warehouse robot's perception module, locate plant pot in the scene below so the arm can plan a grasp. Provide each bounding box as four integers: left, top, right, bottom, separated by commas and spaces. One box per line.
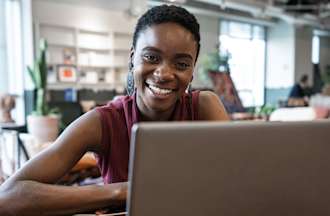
27, 115, 59, 144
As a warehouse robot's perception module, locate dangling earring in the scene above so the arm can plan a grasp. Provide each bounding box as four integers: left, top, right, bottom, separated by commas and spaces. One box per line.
187, 83, 193, 120
186, 83, 192, 94
186, 75, 193, 94
126, 62, 135, 96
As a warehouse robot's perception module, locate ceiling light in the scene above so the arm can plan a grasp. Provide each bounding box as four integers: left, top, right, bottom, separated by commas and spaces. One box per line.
167, 0, 187, 4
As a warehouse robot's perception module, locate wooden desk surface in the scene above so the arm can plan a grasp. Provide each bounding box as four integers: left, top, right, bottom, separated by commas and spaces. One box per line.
73, 212, 126, 216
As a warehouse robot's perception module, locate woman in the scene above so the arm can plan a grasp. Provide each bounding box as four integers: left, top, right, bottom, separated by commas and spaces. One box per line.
0, 5, 228, 215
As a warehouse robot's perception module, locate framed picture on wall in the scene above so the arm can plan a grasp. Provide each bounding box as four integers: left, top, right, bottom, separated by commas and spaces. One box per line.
57, 65, 77, 82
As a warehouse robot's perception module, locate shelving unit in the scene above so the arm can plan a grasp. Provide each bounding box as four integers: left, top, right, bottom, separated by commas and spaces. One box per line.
48, 82, 122, 91
36, 22, 131, 92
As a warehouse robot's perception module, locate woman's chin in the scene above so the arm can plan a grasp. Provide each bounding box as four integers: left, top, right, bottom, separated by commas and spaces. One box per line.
146, 100, 175, 113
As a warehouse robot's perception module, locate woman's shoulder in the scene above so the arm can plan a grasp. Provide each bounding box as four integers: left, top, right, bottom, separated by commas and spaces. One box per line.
198, 90, 218, 101
95, 94, 133, 113
198, 90, 230, 121
197, 90, 219, 110
184, 89, 216, 99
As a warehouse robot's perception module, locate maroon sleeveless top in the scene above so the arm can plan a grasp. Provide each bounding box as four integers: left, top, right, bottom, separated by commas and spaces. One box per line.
95, 91, 200, 184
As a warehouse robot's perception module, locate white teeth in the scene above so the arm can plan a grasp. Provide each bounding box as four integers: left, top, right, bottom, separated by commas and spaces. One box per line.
148, 84, 172, 95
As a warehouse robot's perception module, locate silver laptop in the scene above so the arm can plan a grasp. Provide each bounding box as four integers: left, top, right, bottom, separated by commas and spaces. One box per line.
127, 120, 330, 216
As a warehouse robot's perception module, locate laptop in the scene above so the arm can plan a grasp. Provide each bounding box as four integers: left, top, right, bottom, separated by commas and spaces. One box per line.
127, 120, 330, 216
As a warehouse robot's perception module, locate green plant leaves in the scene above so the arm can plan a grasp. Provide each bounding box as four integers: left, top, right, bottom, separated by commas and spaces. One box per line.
199, 50, 231, 73
27, 66, 37, 87
26, 38, 51, 116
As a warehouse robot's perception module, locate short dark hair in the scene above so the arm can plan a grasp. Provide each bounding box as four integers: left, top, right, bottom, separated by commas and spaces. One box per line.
132, 4, 201, 60
300, 74, 308, 83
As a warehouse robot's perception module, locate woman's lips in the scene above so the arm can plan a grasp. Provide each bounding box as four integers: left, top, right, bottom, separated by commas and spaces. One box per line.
145, 82, 175, 99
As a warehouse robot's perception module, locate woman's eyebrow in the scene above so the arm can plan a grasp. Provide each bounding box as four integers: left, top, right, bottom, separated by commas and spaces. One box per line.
141, 47, 193, 60
142, 46, 161, 53
175, 53, 193, 60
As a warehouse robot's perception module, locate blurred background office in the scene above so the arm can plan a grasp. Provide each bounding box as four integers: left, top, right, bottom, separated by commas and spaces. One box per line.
1, 0, 330, 184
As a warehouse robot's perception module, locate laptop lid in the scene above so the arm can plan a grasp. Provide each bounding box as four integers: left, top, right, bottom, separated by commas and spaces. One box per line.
127, 120, 330, 216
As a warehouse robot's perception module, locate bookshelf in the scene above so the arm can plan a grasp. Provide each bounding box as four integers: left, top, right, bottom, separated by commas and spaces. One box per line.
35, 22, 132, 92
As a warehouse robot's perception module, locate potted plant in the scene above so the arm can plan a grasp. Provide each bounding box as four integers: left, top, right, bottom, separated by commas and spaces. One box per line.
199, 49, 230, 75
254, 105, 276, 121
26, 39, 59, 144
199, 48, 244, 114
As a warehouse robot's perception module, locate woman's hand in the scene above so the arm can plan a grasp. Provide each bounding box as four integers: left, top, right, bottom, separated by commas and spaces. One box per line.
110, 182, 128, 205
94, 182, 128, 215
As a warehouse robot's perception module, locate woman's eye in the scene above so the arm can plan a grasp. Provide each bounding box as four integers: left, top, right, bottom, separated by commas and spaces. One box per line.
143, 54, 159, 63
176, 62, 191, 70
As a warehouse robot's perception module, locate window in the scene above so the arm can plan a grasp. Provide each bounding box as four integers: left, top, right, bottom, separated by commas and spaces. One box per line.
1, 0, 27, 124
220, 20, 266, 107
0, 0, 7, 93
312, 35, 320, 64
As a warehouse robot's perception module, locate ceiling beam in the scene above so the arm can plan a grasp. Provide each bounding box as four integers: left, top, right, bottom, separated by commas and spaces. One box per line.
193, 0, 330, 29
148, 0, 276, 26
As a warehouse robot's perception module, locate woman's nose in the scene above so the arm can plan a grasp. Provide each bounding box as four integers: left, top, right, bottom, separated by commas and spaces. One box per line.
153, 63, 175, 82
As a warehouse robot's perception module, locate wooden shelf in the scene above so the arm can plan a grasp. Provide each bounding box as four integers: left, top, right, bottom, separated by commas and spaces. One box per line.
48, 82, 76, 90
48, 43, 76, 49
47, 63, 127, 71
37, 23, 131, 91
78, 65, 127, 69
78, 28, 109, 36
48, 82, 126, 91
78, 47, 111, 53
77, 46, 130, 52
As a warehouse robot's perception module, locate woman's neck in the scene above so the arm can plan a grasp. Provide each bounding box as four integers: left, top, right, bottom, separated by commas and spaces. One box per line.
139, 109, 175, 121
136, 96, 176, 121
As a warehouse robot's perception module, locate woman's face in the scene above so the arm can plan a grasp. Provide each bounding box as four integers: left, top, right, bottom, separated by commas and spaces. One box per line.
132, 22, 198, 118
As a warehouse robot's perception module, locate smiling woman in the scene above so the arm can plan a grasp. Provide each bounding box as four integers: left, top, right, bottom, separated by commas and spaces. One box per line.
0, 4, 229, 216
133, 22, 197, 120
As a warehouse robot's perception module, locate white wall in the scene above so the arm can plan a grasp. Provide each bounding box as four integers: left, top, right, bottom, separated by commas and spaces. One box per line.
32, 1, 139, 34
266, 20, 295, 88
193, 14, 219, 88
197, 15, 220, 58
34, 0, 131, 11
294, 26, 313, 84
319, 36, 330, 74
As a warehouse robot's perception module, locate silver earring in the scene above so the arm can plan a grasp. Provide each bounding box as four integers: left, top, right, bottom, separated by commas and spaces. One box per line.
186, 83, 192, 94
126, 63, 134, 96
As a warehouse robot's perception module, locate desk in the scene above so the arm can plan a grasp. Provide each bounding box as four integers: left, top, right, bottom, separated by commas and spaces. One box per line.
73, 211, 126, 216
73, 203, 126, 216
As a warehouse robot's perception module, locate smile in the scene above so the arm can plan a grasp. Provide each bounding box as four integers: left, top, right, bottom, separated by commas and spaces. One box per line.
146, 83, 174, 96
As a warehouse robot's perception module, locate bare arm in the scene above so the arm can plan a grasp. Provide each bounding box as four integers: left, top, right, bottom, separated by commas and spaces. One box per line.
198, 91, 230, 121
0, 110, 126, 216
